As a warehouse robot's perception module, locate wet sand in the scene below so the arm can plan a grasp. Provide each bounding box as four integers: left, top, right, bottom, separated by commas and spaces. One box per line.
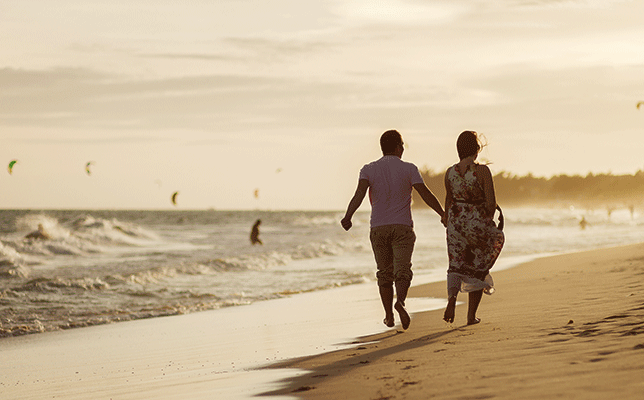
261, 243, 644, 399
0, 271, 445, 400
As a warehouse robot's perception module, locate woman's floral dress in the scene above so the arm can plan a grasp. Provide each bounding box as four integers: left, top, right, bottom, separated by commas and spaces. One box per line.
446, 163, 504, 295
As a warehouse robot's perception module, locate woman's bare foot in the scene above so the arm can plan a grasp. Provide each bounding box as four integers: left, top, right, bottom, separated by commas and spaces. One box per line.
467, 317, 481, 325
383, 314, 395, 328
443, 297, 456, 323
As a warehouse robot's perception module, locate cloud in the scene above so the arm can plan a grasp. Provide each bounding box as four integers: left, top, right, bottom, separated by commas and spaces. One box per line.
507, 0, 629, 8
471, 63, 644, 101
0, 65, 471, 144
331, 0, 470, 25
4, 59, 641, 146
223, 36, 333, 55
0, 67, 108, 89
5, 134, 173, 145
0, 67, 285, 129
138, 52, 241, 62
138, 36, 338, 65
0, 67, 396, 135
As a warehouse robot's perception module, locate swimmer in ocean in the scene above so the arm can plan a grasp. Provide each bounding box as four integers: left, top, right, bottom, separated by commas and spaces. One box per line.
25, 224, 50, 240
250, 219, 262, 245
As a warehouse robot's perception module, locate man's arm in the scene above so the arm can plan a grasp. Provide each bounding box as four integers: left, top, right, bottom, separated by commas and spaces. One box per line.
341, 179, 370, 231
413, 183, 445, 221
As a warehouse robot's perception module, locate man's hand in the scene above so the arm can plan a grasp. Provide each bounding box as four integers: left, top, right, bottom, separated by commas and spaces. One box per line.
342, 179, 368, 232
340, 217, 352, 231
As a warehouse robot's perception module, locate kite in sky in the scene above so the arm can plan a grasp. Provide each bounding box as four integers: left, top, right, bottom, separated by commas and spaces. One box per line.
8, 160, 18, 175
85, 161, 94, 176
171, 191, 179, 206
637, 101, 643, 110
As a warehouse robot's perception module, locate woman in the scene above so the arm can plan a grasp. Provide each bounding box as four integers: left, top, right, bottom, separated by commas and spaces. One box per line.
441, 131, 504, 325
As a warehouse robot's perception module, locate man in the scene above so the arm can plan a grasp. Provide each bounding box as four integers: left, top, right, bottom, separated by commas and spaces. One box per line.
341, 130, 444, 330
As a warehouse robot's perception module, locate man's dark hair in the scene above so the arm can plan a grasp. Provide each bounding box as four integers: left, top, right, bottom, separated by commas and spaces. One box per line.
380, 130, 403, 154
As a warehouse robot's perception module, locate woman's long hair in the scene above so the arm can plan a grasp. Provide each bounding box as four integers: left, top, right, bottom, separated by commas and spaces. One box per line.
457, 130, 486, 160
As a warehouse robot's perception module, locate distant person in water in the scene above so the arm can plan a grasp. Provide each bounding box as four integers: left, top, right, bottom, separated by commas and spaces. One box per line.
25, 224, 50, 240
341, 130, 445, 330
250, 219, 262, 245
579, 216, 588, 230
442, 131, 504, 326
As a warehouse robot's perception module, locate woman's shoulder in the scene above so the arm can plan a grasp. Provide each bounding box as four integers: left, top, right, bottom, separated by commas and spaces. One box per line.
473, 164, 493, 181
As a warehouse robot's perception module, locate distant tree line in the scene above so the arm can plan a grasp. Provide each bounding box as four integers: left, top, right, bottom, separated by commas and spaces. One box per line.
413, 168, 644, 209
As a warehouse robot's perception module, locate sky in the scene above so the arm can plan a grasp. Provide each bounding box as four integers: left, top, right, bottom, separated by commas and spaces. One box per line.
1, 0, 644, 210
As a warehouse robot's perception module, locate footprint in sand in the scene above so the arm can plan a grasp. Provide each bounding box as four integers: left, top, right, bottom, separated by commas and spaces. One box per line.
292, 386, 315, 392
576, 328, 600, 337
604, 314, 629, 320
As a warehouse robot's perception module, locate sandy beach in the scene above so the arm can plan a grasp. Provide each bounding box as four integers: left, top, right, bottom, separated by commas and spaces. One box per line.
262, 243, 644, 399
2, 243, 644, 399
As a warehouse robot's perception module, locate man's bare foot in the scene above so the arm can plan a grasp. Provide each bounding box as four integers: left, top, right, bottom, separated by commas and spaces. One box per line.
394, 302, 410, 330
443, 297, 456, 323
467, 317, 481, 325
383, 314, 395, 327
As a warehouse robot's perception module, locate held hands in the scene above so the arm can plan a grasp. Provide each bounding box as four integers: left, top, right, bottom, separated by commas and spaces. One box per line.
340, 217, 352, 231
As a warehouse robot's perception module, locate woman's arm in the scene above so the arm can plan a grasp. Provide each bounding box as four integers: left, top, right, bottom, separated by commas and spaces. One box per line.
442, 171, 452, 227
478, 165, 497, 218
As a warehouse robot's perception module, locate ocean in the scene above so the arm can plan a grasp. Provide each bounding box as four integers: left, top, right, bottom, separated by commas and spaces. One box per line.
1, 206, 642, 338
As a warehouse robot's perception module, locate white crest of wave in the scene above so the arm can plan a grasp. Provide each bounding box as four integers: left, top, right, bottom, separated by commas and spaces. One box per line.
15, 214, 71, 240
0, 241, 30, 278
293, 214, 340, 227
71, 214, 160, 245
7, 213, 164, 265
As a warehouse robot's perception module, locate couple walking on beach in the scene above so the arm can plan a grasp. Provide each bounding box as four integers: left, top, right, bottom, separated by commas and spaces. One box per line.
341, 130, 504, 329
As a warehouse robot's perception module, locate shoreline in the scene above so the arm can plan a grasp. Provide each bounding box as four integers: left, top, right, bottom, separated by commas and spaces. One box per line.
0, 269, 447, 400
0, 249, 530, 340
259, 242, 644, 399
2, 243, 644, 399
